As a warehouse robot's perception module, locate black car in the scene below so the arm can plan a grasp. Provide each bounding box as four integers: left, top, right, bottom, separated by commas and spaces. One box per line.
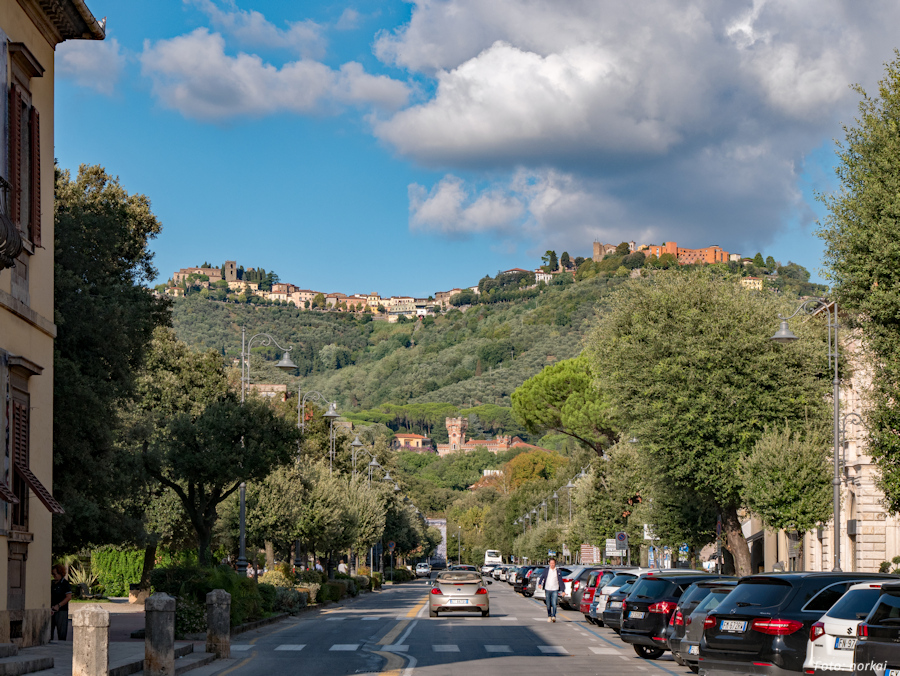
701, 572, 897, 676
525, 567, 547, 597
513, 566, 538, 594
620, 573, 711, 659
852, 582, 900, 675
602, 577, 637, 633
665, 579, 737, 667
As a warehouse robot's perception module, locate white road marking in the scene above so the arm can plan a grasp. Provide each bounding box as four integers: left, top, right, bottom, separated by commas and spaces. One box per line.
618, 655, 631, 661
484, 645, 512, 653
326, 617, 346, 621
231, 645, 252, 652
274, 645, 306, 651
382, 645, 409, 652
499, 617, 518, 621
361, 616, 385, 621
538, 646, 568, 654
330, 644, 360, 651
589, 647, 621, 655
432, 645, 460, 652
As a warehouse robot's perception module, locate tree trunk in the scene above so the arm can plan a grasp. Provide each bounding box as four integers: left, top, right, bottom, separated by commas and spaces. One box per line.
265, 541, 275, 570
722, 506, 752, 576
140, 542, 157, 589
197, 527, 213, 568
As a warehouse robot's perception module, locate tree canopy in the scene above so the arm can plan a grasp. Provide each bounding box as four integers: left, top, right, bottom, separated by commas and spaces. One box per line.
585, 269, 832, 575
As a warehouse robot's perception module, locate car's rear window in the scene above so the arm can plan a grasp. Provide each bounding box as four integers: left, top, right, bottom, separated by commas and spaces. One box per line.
694, 588, 734, 614
827, 589, 884, 620
629, 578, 677, 599
608, 574, 636, 588
438, 572, 480, 582
719, 578, 793, 610
598, 572, 615, 588
679, 584, 714, 608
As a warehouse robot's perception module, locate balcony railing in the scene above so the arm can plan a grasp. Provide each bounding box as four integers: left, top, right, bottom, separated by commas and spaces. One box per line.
0, 175, 22, 270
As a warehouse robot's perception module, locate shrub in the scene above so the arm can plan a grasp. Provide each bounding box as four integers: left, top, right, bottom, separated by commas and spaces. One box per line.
298, 583, 320, 604
274, 587, 307, 614
175, 596, 207, 637
387, 568, 413, 583
257, 583, 277, 613
91, 547, 144, 597
357, 566, 372, 577
370, 572, 382, 590
318, 582, 346, 602
353, 576, 369, 592
297, 570, 326, 585
259, 571, 294, 588
150, 565, 266, 628
334, 573, 357, 596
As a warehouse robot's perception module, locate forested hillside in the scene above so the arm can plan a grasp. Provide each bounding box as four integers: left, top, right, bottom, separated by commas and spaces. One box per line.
171, 275, 628, 415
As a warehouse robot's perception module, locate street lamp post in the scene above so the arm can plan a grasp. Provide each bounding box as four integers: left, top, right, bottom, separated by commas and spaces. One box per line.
240, 327, 296, 403
541, 500, 547, 522
771, 297, 844, 571
564, 480, 575, 522
553, 492, 559, 525
236, 482, 247, 576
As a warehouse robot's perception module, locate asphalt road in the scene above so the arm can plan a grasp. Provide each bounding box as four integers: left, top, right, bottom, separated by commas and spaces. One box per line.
193, 575, 692, 676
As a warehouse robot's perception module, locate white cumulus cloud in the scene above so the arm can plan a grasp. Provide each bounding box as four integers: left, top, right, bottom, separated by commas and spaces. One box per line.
56, 37, 125, 95
140, 29, 409, 120
409, 175, 524, 235
189, 0, 326, 59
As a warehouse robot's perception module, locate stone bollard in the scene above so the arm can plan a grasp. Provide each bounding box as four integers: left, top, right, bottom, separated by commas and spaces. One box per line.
72, 605, 109, 676
144, 593, 176, 676
206, 590, 231, 659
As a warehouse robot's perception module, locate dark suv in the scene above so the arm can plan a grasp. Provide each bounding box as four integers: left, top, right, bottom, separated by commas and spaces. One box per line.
602, 577, 637, 632
666, 578, 737, 667
700, 572, 897, 676
853, 582, 900, 675
513, 566, 537, 593
620, 573, 711, 659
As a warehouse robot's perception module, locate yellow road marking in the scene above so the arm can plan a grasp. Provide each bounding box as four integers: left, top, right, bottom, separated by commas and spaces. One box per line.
378, 598, 426, 646
374, 650, 405, 675
218, 654, 255, 676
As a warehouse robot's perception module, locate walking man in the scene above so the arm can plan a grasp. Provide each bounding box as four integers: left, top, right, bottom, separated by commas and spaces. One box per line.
537, 559, 565, 622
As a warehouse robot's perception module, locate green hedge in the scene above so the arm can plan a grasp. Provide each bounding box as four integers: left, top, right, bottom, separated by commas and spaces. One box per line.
91, 547, 143, 597
318, 582, 346, 603
150, 565, 269, 630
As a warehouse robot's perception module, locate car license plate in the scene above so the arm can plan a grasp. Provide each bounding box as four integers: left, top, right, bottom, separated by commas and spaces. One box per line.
629, 611, 645, 619
448, 599, 468, 605
835, 637, 857, 650
610, 601, 622, 609
720, 620, 747, 632
885, 669, 900, 676
688, 645, 699, 655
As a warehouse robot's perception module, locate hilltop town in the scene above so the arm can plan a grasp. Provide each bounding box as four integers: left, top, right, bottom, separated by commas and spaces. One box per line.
159, 239, 809, 321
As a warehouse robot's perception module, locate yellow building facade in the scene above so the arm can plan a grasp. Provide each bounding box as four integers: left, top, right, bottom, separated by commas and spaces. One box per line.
0, 0, 104, 646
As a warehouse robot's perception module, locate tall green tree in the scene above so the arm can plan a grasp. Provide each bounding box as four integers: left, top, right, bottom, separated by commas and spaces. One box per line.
740, 426, 832, 565
819, 51, 900, 511
511, 354, 616, 455
753, 252, 766, 267
541, 250, 558, 273
53, 164, 170, 550
143, 396, 299, 565
585, 270, 831, 575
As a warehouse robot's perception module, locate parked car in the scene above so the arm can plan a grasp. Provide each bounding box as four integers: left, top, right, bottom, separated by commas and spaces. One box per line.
804, 581, 893, 676
580, 569, 620, 622
665, 579, 737, 668
481, 564, 496, 576
514, 567, 538, 595
429, 570, 492, 617
526, 567, 546, 598
559, 565, 597, 609
620, 572, 711, 659
679, 581, 738, 674
565, 566, 607, 610
593, 571, 642, 625
701, 572, 896, 676
602, 577, 637, 633
415, 562, 432, 578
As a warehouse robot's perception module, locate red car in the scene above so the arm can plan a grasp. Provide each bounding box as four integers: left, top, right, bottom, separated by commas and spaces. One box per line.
580, 570, 620, 622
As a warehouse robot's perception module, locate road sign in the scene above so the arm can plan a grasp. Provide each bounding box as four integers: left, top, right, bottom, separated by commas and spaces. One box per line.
616, 531, 628, 549
387, 541, 396, 552
548, 550, 556, 556
605, 538, 617, 550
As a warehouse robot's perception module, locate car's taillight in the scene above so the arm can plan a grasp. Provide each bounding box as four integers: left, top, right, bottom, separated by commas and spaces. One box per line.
573, 581, 580, 591
751, 618, 804, 635
857, 623, 868, 637
703, 616, 717, 630
670, 610, 684, 626
649, 601, 676, 615
476, 587, 488, 595
430, 587, 442, 595
810, 622, 825, 642
686, 615, 692, 625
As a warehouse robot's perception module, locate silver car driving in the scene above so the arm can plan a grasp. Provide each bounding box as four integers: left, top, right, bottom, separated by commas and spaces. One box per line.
429, 571, 491, 617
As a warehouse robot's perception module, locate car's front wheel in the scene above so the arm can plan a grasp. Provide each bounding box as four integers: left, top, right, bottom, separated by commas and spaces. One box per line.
633, 645, 664, 660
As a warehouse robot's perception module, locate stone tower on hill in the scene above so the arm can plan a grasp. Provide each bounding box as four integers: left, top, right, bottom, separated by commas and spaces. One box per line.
446, 417, 468, 451
224, 260, 237, 282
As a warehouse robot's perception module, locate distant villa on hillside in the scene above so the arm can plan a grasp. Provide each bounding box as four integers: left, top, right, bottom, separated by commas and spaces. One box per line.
592, 241, 741, 265
434, 417, 547, 457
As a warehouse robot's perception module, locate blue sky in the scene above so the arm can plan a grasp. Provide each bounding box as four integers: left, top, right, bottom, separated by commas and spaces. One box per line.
55, 0, 900, 296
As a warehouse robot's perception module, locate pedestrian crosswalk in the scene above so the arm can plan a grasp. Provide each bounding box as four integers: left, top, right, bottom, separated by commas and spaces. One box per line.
254, 643, 577, 654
